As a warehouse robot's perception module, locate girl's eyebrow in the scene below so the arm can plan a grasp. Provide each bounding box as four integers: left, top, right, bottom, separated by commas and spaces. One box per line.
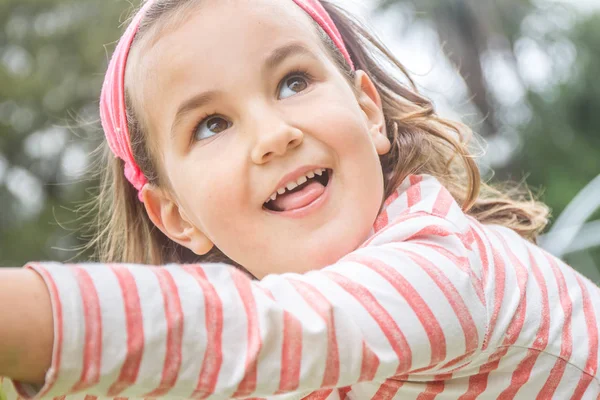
171, 91, 219, 140
263, 42, 316, 73
170, 43, 316, 139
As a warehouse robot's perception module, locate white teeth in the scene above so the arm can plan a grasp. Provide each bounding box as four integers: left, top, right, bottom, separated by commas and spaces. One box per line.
266, 168, 329, 205
286, 181, 298, 191
297, 175, 308, 185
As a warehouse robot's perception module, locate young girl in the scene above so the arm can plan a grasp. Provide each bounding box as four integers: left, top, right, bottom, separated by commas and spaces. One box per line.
1, 0, 599, 398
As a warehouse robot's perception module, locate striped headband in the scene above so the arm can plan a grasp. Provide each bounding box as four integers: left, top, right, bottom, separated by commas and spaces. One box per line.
99, 0, 354, 202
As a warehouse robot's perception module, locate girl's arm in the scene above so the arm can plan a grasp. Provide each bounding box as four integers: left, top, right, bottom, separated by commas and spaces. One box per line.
6, 213, 488, 399
0, 269, 53, 384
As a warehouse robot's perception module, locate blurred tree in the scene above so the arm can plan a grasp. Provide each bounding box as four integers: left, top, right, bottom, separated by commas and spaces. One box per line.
0, 0, 129, 266
516, 14, 600, 279
378, 0, 538, 136
376, 0, 600, 275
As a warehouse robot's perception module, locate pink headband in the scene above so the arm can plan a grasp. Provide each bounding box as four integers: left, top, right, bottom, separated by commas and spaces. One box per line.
100, 0, 354, 202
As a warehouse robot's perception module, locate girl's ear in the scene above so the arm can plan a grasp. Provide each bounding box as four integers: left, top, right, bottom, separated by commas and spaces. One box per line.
141, 185, 215, 255
354, 70, 391, 156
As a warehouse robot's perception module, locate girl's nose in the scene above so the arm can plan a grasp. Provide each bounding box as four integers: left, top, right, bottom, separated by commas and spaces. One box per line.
250, 121, 304, 164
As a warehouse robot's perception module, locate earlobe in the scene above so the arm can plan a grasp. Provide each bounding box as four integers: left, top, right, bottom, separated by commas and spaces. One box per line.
141, 185, 214, 255
371, 126, 392, 155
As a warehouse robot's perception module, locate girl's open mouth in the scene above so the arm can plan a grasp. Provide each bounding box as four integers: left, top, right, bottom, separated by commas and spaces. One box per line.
263, 169, 332, 213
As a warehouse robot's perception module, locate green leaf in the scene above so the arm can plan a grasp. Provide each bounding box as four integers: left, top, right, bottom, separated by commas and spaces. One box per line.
0, 379, 9, 400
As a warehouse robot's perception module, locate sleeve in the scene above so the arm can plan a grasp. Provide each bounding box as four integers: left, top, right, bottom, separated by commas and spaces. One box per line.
12, 212, 488, 399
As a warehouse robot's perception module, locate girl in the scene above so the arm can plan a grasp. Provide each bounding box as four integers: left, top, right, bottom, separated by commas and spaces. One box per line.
1, 0, 599, 398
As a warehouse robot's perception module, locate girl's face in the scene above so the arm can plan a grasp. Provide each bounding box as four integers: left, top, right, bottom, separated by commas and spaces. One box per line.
139, 0, 391, 278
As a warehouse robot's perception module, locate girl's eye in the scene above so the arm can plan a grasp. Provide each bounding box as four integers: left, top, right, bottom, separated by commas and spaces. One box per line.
193, 115, 232, 141
278, 74, 309, 99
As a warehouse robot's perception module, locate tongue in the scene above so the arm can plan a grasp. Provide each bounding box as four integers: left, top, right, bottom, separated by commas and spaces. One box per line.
272, 181, 325, 211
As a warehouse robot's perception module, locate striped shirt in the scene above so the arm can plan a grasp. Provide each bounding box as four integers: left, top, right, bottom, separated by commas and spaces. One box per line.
5, 174, 600, 399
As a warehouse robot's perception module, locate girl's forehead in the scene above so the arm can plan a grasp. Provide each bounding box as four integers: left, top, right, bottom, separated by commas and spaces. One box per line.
136, 0, 329, 143
144, 0, 321, 63
139, 0, 324, 89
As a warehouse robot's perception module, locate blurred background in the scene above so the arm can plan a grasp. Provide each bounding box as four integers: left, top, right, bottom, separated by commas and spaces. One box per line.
1, 0, 599, 279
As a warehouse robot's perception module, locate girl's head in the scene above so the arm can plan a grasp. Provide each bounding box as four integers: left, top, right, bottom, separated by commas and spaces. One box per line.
89, 0, 549, 277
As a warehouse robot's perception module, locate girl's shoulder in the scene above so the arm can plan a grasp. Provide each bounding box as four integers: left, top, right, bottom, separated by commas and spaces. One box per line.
370, 174, 472, 242
368, 173, 551, 264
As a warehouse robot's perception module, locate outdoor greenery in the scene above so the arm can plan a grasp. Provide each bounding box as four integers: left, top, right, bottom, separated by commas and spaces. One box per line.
1, 0, 599, 278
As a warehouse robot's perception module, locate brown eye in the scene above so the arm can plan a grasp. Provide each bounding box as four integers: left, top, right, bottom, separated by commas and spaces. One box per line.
287, 76, 308, 92
207, 117, 229, 133
279, 74, 309, 99
194, 115, 232, 141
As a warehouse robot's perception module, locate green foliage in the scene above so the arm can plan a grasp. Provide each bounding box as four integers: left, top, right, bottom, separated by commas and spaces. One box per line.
0, 0, 131, 266
515, 14, 600, 215
0, 379, 7, 400
512, 13, 600, 275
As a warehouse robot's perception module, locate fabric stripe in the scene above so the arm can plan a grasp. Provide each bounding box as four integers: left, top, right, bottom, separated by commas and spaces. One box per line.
373, 188, 401, 234
373, 210, 389, 234
371, 378, 404, 399
404, 225, 456, 242
570, 275, 598, 399
324, 271, 412, 374
469, 221, 490, 284
338, 386, 352, 400
417, 380, 445, 400
231, 269, 262, 398
290, 279, 340, 388
359, 341, 380, 382
537, 253, 573, 398
449, 242, 506, 400
278, 311, 303, 393
361, 212, 441, 248
497, 247, 551, 399
495, 233, 528, 345
403, 250, 480, 355
107, 266, 144, 397
373, 182, 401, 233
577, 275, 599, 376
440, 351, 475, 371
70, 267, 102, 392
528, 248, 551, 352
409, 240, 485, 306
301, 389, 334, 400
482, 244, 506, 351
181, 266, 223, 399
144, 269, 184, 397
347, 254, 447, 366
431, 186, 453, 218
406, 175, 423, 207
259, 287, 303, 394
385, 189, 401, 207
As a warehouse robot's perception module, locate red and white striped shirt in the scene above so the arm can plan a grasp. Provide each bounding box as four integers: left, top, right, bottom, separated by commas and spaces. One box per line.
5, 174, 600, 399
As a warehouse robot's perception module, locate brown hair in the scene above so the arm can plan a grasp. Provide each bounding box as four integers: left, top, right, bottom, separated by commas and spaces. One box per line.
82, 0, 549, 266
